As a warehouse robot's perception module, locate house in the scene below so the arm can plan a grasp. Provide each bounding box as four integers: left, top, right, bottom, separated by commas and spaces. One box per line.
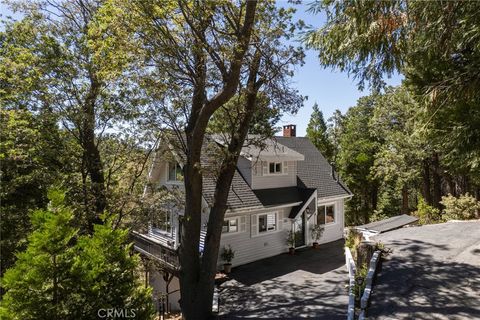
133, 125, 352, 312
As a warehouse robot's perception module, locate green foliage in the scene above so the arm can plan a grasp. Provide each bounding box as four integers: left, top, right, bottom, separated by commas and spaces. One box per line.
374, 241, 393, 258
307, 103, 334, 161
0, 108, 66, 274
310, 224, 325, 242
353, 263, 368, 301
345, 228, 363, 259
307, 0, 480, 184
413, 197, 441, 225
441, 194, 480, 221
286, 230, 296, 248
336, 95, 381, 225
0, 190, 154, 320
220, 246, 235, 264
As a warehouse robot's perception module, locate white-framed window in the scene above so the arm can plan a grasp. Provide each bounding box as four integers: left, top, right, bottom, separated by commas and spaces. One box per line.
268, 162, 283, 174
152, 212, 173, 235
317, 204, 335, 225
222, 218, 238, 234
258, 212, 277, 233
168, 162, 183, 182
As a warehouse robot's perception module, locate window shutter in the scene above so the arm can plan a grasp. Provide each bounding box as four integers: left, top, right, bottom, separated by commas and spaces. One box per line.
262, 162, 268, 176
277, 211, 283, 230
283, 161, 288, 174
240, 216, 247, 232
251, 215, 258, 237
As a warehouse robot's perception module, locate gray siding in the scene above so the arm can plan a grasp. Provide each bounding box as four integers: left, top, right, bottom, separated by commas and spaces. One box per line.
219, 207, 291, 267
251, 161, 297, 189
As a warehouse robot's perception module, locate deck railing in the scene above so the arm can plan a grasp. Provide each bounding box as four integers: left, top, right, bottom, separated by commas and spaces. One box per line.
132, 231, 179, 272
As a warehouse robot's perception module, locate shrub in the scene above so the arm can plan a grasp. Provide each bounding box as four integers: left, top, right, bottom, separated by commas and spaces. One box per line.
441, 193, 480, 221
221, 245, 235, 264
311, 224, 325, 243
345, 228, 363, 260
413, 197, 442, 224
353, 263, 368, 302
286, 230, 295, 248
375, 241, 393, 257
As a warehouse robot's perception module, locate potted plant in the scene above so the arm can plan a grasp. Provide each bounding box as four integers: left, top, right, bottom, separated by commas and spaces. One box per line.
311, 224, 324, 249
286, 230, 295, 255
221, 245, 235, 274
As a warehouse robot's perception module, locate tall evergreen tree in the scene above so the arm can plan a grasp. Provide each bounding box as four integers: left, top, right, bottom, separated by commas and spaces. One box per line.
0, 190, 154, 320
306, 103, 334, 161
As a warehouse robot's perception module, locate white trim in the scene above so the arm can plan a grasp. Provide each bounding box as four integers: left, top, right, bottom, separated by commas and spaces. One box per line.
166, 161, 184, 184
264, 161, 288, 176
221, 216, 244, 236
252, 211, 280, 237
317, 202, 337, 226
317, 194, 352, 202
225, 201, 302, 214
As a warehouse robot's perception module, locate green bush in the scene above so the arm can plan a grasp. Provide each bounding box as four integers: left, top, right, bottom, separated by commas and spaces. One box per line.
345, 228, 363, 260
353, 263, 368, 302
221, 245, 235, 264
413, 197, 442, 224
441, 193, 480, 221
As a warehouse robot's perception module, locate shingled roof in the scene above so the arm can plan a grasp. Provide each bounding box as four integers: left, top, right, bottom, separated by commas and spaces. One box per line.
202, 171, 263, 210
155, 134, 351, 210
274, 136, 352, 199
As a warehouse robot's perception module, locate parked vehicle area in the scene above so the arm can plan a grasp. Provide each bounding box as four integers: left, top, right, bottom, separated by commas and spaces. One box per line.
218, 240, 348, 319
369, 221, 480, 320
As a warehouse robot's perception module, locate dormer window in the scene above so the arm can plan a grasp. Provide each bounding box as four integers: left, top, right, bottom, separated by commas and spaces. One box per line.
269, 162, 283, 174
168, 162, 183, 182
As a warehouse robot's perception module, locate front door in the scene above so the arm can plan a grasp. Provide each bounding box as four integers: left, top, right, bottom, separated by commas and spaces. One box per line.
293, 212, 306, 248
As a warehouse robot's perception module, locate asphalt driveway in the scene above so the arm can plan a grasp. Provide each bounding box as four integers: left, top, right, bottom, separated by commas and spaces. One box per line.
218, 240, 348, 319
370, 221, 480, 320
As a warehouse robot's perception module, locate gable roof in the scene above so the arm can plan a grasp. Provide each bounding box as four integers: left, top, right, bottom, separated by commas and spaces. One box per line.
202, 171, 263, 210
152, 134, 351, 211
274, 136, 352, 199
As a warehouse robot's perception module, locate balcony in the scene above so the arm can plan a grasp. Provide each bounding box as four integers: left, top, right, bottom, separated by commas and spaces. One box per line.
132, 231, 179, 273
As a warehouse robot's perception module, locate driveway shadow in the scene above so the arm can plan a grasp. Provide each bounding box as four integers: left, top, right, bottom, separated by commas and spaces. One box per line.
227, 239, 345, 286
218, 240, 348, 319
369, 238, 480, 320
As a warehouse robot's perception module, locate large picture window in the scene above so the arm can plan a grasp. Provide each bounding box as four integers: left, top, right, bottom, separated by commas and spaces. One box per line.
317, 204, 335, 225
168, 162, 183, 182
222, 218, 238, 234
258, 213, 277, 233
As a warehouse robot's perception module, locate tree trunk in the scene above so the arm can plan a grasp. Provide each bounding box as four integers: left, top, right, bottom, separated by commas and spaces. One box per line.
401, 185, 409, 214
82, 78, 106, 232
444, 173, 456, 196
178, 43, 260, 320
431, 153, 442, 209
422, 159, 432, 205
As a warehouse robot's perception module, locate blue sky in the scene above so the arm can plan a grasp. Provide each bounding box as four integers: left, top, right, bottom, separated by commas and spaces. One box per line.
277, 1, 403, 136
1, 1, 403, 137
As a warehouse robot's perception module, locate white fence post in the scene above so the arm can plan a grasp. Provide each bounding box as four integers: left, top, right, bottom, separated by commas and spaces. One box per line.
345, 247, 356, 320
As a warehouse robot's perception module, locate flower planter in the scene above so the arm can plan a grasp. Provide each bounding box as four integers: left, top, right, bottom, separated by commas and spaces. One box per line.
223, 263, 232, 274
312, 242, 320, 249
288, 247, 295, 255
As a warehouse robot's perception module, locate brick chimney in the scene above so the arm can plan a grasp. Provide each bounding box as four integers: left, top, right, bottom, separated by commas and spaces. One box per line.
283, 124, 296, 137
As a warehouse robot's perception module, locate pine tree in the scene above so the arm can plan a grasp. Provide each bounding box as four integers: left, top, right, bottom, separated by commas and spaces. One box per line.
306, 103, 334, 161
0, 190, 154, 320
